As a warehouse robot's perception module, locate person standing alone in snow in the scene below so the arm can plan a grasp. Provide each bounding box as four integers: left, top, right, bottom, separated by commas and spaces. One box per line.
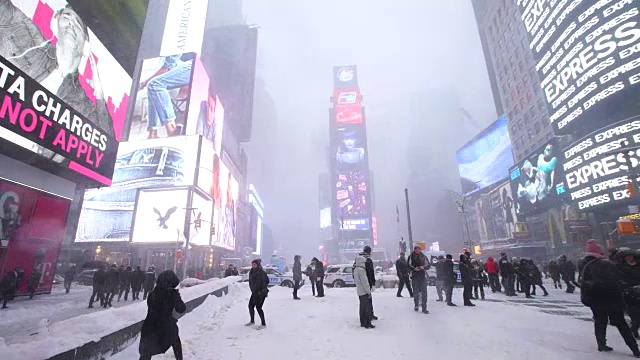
138, 270, 186, 360
356, 246, 378, 319
354, 254, 374, 328
27, 267, 41, 299
247, 259, 269, 329
293, 255, 302, 300
579, 240, 640, 357
395, 252, 413, 298
408, 246, 431, 313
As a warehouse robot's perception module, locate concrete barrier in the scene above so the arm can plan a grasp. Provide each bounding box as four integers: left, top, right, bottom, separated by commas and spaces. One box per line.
0, 277, 240, 360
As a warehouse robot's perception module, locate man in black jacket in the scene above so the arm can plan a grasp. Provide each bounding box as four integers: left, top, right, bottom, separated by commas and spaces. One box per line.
579, 240, 640, 357
104, 264, 119, 308
359, 246, 377, 319
89, 265, 106, 308
395, 253, 413, 298
312, 258, 325, 297
143, 267, 156, 300
293, 255, 302, 300
460, 254, 475, 307
247, 259, 270, 328
118, 266, 132, 301
130, 266, 144, 300
499, 252, 516, 296
408, 246, 431, 313
435, 255, 446, 301
560, 255, 579, 293
443, 254, 457, 306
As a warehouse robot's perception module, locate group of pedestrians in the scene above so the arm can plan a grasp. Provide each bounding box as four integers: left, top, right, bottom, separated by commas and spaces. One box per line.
0, 265, 44, 308
89, 264, 156, 309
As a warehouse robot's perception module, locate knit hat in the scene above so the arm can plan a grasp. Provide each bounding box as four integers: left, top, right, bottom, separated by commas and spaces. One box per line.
363, 245, 372, 254
251, 258, 262, 266
585, 240, 604, 259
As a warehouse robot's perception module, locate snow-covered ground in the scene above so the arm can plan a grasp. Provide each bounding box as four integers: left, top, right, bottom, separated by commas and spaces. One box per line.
109, 284, 637, 360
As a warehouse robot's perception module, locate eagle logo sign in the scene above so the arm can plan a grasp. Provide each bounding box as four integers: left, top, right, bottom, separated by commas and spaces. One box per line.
153, 206, 178, 229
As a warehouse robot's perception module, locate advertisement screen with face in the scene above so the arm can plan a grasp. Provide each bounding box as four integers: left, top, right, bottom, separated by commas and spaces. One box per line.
0, 0, 131, 186
75, 136, 199, 242
189, 190, 213, 246
335, 124, 367, 170
131, 188, 188, 243
212, 160, 238, 250
509, 139, 567, 216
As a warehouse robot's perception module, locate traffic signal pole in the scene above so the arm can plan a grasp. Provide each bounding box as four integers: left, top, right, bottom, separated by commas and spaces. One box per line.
405, 188, 414, 251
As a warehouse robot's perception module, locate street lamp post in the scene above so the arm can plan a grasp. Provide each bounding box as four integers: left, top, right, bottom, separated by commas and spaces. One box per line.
443, 188, 473, 249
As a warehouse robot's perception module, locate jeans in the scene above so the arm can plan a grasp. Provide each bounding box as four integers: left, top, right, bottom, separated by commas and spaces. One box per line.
444, 283, 454, 304
249, 293, 266, 325
146, 60, 193, 130
315, 280, 324, 297
293, 280, 300, 298
64, 280, 72, 294
436, 280, 445, 300
488, 273, 500, 292
591, 305, 638, 351
359, 295, 373, 326
413, 277, 428, 310
397, 276, 413, 297
463, 281, 473, 304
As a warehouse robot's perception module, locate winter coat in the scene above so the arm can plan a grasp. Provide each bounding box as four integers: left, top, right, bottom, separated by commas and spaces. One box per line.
354, 255, 372, 296
516, 262, 532, 282
144, 271, 156, 291
293, 259, 302, 282
249, 266, 270, 297
443, 259, 456, 285
0, 271, 17, 300
548, 261, 560, 279
579, 256, 625, 308
139, 271, 186, 357
93, 268, 107, 289
119, 268, 132, 288
224, 268, 234, 277
531, 263, 544, 285
306, 265, 314, 279
395, 257, 410, 278
472, 265, 484, 281
355, 253, 376, 287
314, 262, 325, 279
484, 257, 499, 274
498, 257, 513, 277
459, 256, 473, 283
435, 260, 446, 281
64, 268, 76, 282
408, 251, 430, 281
131, 270, 144, 291
27, 269, 41, 292
105, 267, 119, 292
618, 262, 640, 287
560, 260, 577, 280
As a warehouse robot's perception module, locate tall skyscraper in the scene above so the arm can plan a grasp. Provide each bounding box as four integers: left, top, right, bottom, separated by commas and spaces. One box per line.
472, 0, 554, 162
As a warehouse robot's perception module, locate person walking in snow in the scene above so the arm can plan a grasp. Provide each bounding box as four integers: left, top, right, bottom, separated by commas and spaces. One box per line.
484, 256, 500, 293
306, 263, 316, 296
434, 255, 446, 301
529, 259, 549, 296
27, 267, 41, 299
354, 254, 374, 328
131, 266, 144, 301
559, 255, 579, 293
118, 266, 133, 301
395, 253, 413, 298
408, 246, 430, 313
139, 270, 186, 360
443, 254, 457, 306
579, 240, 640, 357
516, 258, 533, 298
548, 260, 562, 289
471, 259, 485, 300
293, 255, 302, 300
64, 265, 76, 294
143, 267, 157, 300
104, 264, 119, 307
89, 265, 107, 308
0, 268, 18, 309
246, 259, 269, 329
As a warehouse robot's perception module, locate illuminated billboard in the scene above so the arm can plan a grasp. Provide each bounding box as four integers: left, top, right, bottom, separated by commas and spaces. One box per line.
335, 105, 363, 125
75, 136, 199, 242
0, 0, 131, 186
475, 181, 517, 241
457, 116, 514, 194
509, 139, 567, 215
212, 160, 238, 250
187, 190, 213, 246
562, 118, 640, 211
336, 124, 368, 170
336, 171, 370, 217
130, 188, 189, 243
516, 0, 640, 135
333, 65, 358, 88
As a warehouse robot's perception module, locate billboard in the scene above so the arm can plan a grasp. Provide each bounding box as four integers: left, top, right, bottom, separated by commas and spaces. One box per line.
562, 118, 640, 210
0, 0, 131, 186
320, 207, 331, 228
516, 0, 640, 135
75, 136, 199, 242
335, 105, 363, 125
248, 184, 264, 254
509, 139, 567, 216
335, 124, 368, 170
212, 160, 238, 250
336, 171, 370, 217
457, 116, 514, 194
333, 65, 358, 88
186, 190, 213, 246
130, 188, 188, 243
333, 87, 361, 108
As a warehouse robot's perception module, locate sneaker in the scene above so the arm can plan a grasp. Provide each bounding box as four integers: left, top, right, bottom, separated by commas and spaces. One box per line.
255, 324, 266, 330
245, 322, 255, 327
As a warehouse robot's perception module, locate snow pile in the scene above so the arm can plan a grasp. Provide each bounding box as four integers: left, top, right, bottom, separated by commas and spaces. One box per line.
0, 276, 239, 360
180, 277, 209, 287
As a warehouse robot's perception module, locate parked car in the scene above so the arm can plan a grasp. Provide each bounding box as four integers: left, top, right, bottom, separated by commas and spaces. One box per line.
426, 261, 462, 286
76, 269, 98, 286
239, 266, 303, 288
324, 264, 356, 288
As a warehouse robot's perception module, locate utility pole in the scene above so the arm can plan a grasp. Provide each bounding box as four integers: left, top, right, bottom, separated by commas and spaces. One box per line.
404, 188, 414, 250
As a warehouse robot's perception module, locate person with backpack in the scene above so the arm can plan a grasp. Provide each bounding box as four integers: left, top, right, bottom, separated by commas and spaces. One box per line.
355, 246, 377, 319
408, 246, 430, 313
579, 240, 640, 357
395, 253, 413, 298
354, 254, 374, 328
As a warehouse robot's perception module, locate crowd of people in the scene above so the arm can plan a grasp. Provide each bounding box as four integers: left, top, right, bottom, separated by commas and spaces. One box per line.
88, 264, 156, 309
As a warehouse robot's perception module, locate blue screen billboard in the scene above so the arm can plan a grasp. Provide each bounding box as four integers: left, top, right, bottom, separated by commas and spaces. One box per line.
456, 116, 514, 194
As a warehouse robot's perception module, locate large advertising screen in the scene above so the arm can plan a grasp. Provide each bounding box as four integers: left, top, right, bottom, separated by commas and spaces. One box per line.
335, 171, 370, 217
130, 188, 188, 243
75, 136, 199, 242
0, 0, 131, 186
186, 190, 213, 246
212, 160, 238, 250
456, 116, 514, 194
509, 139, 567, 215
562, 118, 640, 210
476, 181, 518, 241
516, 0, 640, 135
336, 124, 368, 170
333, 65, 359, 88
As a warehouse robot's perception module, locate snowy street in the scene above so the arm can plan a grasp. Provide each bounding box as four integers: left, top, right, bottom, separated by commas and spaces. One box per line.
110, 283, 635, 360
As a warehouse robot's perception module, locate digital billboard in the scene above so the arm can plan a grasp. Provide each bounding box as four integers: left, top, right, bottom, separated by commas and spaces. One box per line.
188, 190, 213, 246
0, 0, 131, 186
456, 116, 514, 194
333, 87, 361, 108
509, 139, 567, 215
475, 181, 518, 241
320, 207, 331, 228
212, 160, 238, 250
336, 124, 368, 170
130, 188, 188, 243
562, 118, 640, 210
335, 105, 363, 125
187, 57, 224, 154
336, 171, 370, 217
516, 0, 640, 135
75, 136, 199, 242
333, 65, 359, 88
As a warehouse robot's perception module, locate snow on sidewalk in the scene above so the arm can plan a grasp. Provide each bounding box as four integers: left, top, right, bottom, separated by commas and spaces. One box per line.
110, 284, 635, 360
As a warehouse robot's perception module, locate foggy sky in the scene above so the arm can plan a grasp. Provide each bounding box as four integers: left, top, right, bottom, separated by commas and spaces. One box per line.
242, 0, 498, 260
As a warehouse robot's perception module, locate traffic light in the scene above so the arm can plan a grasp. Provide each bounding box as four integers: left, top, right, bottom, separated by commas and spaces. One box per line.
194, 218, 201, 229
210, 226, 215, 235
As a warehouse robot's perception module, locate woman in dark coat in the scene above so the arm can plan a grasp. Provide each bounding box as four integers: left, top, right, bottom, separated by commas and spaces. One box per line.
139, 270, 186, 360
529, 259, 549, 296
246, 259, 270, 328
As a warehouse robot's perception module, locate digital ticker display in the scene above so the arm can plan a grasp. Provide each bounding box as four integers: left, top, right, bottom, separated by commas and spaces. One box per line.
516, 0, 640, 135
562, 118, 640, 210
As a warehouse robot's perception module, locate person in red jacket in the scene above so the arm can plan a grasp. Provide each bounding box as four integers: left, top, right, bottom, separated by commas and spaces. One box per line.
484, 257, 501, 293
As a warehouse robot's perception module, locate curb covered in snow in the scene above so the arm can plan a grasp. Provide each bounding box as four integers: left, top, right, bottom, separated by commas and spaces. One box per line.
0, 277, 240, 360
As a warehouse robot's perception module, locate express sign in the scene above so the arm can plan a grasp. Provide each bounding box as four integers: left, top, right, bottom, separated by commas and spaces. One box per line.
562, 118, 640, 210
516, 0, 640, 136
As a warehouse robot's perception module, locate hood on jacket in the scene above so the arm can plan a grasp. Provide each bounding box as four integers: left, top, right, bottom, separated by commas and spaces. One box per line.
355, 255, 367, 268
459, 254, 467, 262
487, 257, 494, 262
156, 270, 180, 289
